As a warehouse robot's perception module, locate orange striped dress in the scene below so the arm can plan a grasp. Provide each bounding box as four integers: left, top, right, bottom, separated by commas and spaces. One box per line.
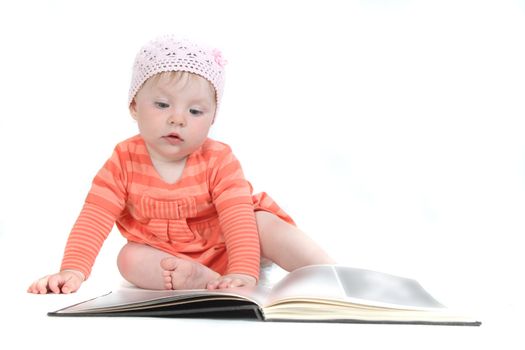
60, 135, 294, 281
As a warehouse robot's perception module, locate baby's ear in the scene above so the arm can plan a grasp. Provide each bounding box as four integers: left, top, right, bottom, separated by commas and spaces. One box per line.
129, 100, 138, 120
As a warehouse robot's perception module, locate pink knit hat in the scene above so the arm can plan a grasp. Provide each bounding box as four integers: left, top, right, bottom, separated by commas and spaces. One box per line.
128, 35, 226, 106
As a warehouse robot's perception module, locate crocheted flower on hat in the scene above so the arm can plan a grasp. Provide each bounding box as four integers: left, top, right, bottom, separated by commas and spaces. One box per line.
213, 49, 227, 68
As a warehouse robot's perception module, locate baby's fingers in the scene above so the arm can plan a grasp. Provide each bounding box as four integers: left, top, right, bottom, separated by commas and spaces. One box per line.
61, 275, 81, 294
206, 277, 232, 290
229, 279, 244, 288
47, 275, 65, 294
27, 281, 36, 293
217, 278, 233, 289
31, 276, 50, 294
26, 281, 37, 294
206, 279, 220, 290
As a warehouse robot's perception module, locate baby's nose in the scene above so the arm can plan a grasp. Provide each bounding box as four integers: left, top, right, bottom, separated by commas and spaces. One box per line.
168, 112, 186, 126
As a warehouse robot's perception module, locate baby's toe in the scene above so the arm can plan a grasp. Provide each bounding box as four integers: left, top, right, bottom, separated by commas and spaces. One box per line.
160, 257, 179, 271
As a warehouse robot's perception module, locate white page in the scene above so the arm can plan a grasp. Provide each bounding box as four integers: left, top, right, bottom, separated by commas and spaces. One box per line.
267, 265, 444, 310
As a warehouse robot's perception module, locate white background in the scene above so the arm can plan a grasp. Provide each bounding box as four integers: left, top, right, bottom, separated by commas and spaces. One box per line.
0, 0, 524, 348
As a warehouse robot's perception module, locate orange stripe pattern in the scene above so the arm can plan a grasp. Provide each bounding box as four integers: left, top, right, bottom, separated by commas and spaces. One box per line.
60, 135, 271, 280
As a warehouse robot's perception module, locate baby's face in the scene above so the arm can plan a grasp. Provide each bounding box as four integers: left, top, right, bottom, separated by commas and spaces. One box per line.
130, 72, 216, 163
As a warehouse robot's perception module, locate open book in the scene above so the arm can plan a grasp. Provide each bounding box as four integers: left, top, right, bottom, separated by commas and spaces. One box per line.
48, 265, 481, 326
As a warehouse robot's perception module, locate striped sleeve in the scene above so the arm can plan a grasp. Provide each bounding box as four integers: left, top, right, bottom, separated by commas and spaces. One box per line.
60, 147, 128, 278
209, 147, 260, 280
60, 202, 116, 278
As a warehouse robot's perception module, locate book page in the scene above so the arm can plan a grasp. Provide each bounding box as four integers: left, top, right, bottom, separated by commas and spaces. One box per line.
55, 289, 222, 313
266, 265, 345, 305
52, 285, 272, 314
333, 266, 444, 308
266, 265, 444, 309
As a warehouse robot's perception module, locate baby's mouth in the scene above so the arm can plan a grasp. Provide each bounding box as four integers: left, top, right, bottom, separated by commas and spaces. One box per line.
163, 133, 184, 144
165, 133, 184, 141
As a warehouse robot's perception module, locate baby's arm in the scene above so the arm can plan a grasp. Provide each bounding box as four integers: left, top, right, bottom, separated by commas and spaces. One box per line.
28, 145, 126, 294
27, 270, 85, 294
28, 201, 117, 295
209, 146, 261, 286
206, 202, 261, 289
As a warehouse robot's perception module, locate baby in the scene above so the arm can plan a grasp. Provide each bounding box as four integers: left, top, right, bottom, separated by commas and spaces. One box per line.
28, 35, 334, 294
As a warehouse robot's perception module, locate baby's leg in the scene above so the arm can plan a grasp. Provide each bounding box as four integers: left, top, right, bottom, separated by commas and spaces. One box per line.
117, 242, 219, 290
255, 211, 335, 271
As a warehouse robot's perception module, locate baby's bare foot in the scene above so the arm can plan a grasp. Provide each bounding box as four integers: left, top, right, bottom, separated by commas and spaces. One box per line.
160, 257, 220, 290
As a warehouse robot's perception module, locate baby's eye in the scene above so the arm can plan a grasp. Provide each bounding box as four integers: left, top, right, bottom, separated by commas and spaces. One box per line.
189, 108, 203, 116
155, 101, 170, 109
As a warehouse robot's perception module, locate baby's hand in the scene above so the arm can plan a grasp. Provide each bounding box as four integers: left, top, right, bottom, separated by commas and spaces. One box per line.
27, 270, 85, 294
206, 273, 256, 290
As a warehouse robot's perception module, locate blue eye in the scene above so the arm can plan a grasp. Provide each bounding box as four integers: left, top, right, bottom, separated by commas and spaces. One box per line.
155, 102, 170, 109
